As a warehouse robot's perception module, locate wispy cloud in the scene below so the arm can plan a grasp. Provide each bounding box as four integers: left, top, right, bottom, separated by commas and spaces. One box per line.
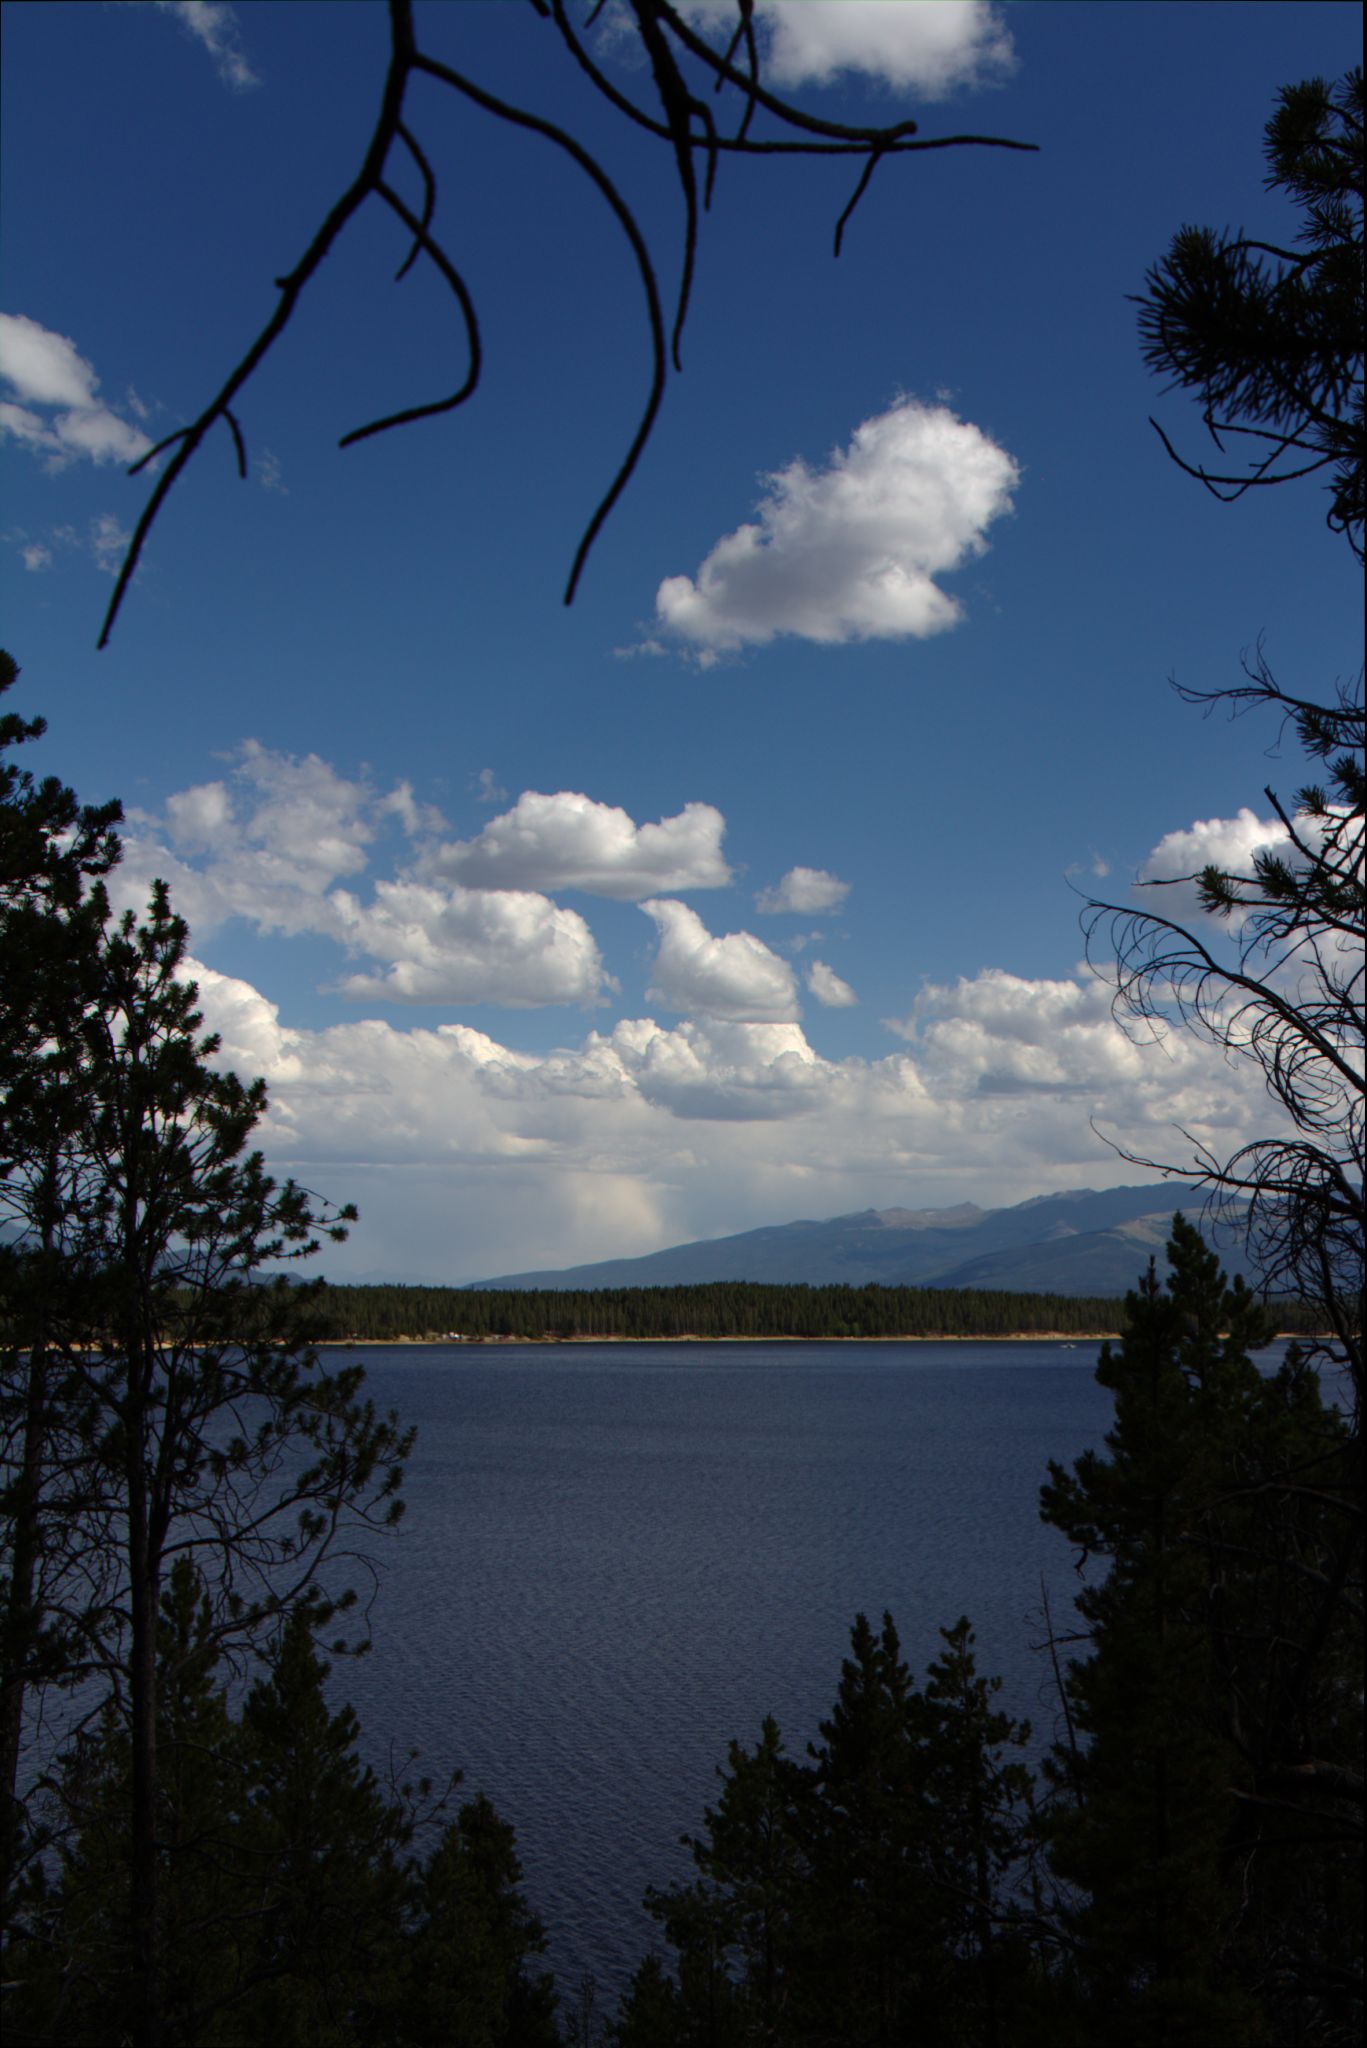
90, 513, 132, 577
656, 400, 1018, 655
155, 1, 259, 91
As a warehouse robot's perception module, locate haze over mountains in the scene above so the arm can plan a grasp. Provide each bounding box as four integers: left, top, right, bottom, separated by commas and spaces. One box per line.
480, 1185, 1247, 1297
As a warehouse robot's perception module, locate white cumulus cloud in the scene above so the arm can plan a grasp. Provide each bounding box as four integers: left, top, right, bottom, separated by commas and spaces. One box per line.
1140, 807, 1292, 892
656, 400, 1018, 653
429, 790, 732, 898
641, 900, 800, 1021
887, 969, 1154, 1094
0, 315, 153, 470
1135, 804, 1361, 926
604, 1017, 838, 1121
183, 955, 1276, 1284
118, 745, 612, 1011
679, 1, 1015, 97
756, 866, 850, 914
329, 881, 608, 1008
807, 960, 857, 1008
155, 1, 259, 90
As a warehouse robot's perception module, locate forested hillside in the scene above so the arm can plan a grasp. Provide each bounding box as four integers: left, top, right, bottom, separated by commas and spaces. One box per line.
306, 1280, 1320, 1343
312, 1280, 1120, 1341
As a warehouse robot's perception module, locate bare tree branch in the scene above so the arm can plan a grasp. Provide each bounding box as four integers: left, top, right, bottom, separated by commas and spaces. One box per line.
97, 0, 1037, 646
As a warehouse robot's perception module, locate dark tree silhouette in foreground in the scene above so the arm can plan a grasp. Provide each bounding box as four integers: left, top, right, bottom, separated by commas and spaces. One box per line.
0, 666, 414, 2046
97, 0, 1036, 647
1136, 68, 1363, 559
1089, 68, 1363, 1390
1041, 1219, 1361, 2046
0, 653, 124, 1919
1084, 661, 1363, 1396
5, 1565, 558, 2047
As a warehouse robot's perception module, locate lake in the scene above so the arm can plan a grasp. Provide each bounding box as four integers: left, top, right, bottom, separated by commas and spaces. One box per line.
330, 1338, 1124, 2005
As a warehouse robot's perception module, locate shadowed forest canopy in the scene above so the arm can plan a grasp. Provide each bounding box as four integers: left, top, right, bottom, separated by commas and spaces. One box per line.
295, 1279, 1327, 1343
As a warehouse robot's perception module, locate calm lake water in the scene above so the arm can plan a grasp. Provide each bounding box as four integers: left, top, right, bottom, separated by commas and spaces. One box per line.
331, 1339, 1122, 2003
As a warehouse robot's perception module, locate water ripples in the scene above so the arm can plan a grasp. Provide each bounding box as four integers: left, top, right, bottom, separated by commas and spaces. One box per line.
335, 1341, 1113, 2001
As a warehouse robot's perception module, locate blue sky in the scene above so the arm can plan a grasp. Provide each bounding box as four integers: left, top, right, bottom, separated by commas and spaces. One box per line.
2, 1, 1360, 1281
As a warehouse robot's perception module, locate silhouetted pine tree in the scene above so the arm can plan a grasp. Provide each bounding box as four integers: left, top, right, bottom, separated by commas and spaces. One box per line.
1039, 1216, 1361, 2043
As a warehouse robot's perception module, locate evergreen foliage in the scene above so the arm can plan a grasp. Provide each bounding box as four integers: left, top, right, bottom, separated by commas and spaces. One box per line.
1040, 1217, 1361, 2045
615, 1220, 1359, 2046
1103, 64, 1364, 1389
1, 651, 124, 1896
1137, 67, 1364, 555
3, 1567, 557, 2048
616, 1612, 1039, 2047
305, 1281, 1135, 1344
0, 664, 413, 2044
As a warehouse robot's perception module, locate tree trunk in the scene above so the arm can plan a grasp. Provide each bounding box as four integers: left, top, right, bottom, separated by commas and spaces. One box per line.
0, 1335, 46, 1886
0, 1191, 57, 1902
127, 1346, 162, 2048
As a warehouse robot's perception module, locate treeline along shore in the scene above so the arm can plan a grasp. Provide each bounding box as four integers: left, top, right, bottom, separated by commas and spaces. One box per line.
304, 1280, 1325, 1344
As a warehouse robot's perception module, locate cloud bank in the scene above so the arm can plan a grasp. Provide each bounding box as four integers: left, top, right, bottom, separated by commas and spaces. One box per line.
188, 956, 1279, 1283
656, 400, 1018, 653
111, 743, 1294, 1279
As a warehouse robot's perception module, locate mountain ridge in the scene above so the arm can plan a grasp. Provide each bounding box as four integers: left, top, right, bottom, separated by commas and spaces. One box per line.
476, 1184, 1245, 1297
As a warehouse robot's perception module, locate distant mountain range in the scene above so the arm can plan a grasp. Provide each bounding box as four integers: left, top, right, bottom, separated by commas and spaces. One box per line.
479, 1185, 1248, 1297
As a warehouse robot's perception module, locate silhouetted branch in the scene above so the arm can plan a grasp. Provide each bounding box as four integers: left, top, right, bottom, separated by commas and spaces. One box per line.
1148, 414, 1336, 501
392, 122, 437, 281
222, 408, 247, 481
834, 149, 884, 259
338, 184, 481, 445
410, 41, 668, 606
99, 0, 1037, 644
99, 0, 419, 646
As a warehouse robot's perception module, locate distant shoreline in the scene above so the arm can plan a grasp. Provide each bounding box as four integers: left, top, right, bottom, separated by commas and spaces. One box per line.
322, 1331, 1117, 1346
318, 1329, 1313, 1347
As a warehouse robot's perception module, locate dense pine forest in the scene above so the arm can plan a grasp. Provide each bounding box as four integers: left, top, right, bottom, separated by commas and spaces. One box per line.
305, 1279, 1327, 1344
308, 1281, 1123, 1342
